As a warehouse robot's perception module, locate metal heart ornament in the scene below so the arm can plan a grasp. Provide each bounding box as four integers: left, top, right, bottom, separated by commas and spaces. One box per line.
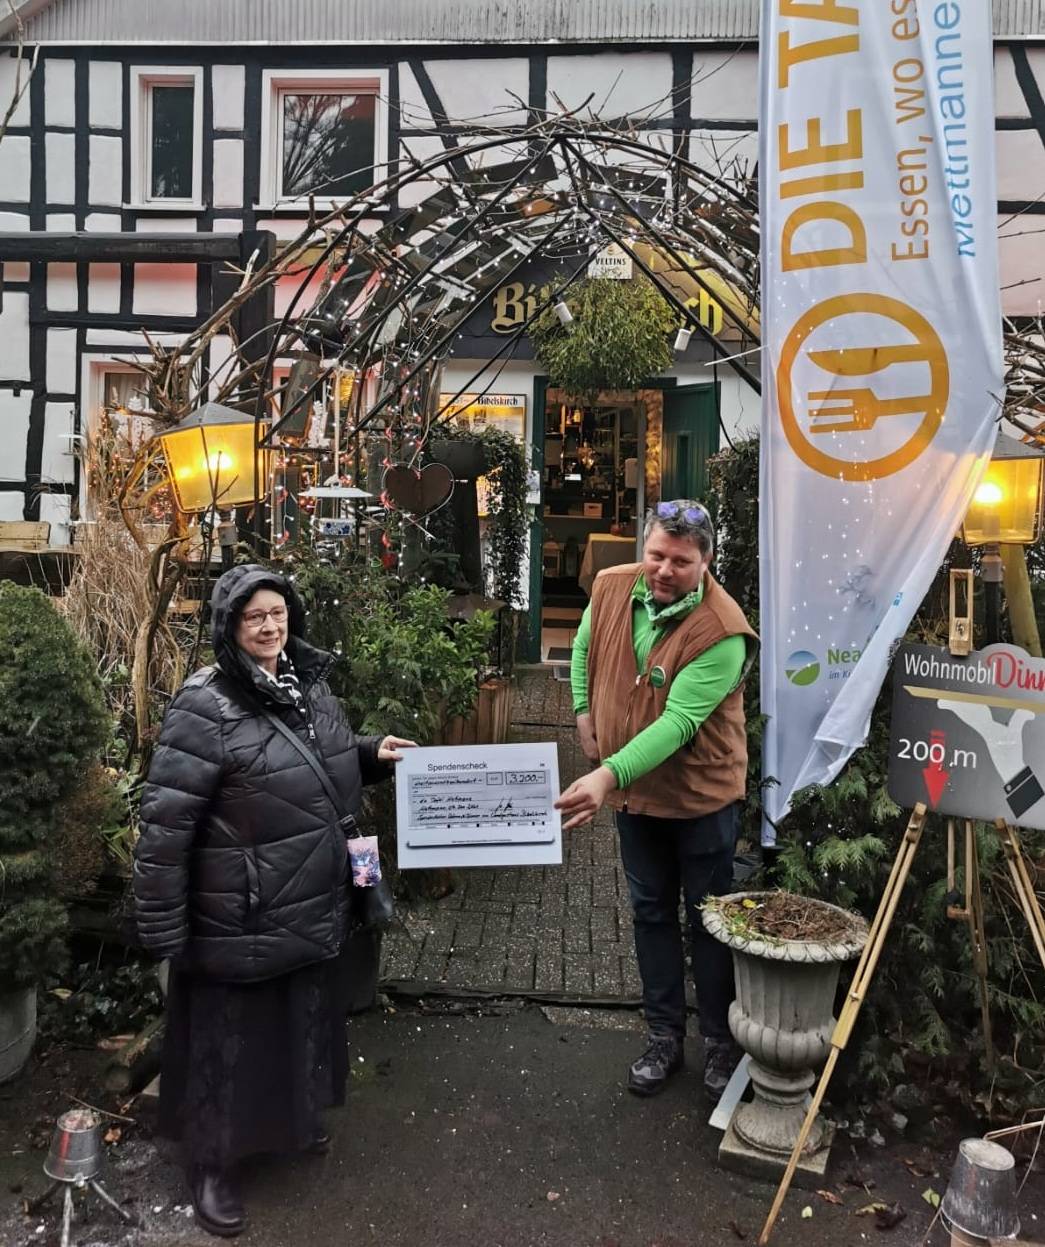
382, 463, 454, 515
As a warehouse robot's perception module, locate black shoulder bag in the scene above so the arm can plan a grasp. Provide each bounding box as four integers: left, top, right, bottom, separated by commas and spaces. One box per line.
257, 707, 395, 933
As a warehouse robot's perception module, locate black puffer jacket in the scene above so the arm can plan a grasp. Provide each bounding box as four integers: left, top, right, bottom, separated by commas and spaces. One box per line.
133, 564, 389, 982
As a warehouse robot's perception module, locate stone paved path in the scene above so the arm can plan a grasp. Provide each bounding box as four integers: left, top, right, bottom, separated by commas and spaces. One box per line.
380, 669, 642, 999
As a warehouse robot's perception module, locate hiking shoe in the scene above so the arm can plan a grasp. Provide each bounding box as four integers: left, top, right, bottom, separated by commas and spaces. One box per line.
703, 1037, 741, 1103
627, 1033, 684, 1096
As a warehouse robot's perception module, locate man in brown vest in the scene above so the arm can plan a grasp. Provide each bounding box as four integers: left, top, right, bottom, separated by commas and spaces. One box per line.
555, 501, 757, 1100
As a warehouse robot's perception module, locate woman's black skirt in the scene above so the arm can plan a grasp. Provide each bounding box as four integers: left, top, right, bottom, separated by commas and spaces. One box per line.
157, 945, 351, 1167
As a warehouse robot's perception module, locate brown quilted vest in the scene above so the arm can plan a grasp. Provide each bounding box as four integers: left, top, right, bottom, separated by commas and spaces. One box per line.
586, 563, 757, 818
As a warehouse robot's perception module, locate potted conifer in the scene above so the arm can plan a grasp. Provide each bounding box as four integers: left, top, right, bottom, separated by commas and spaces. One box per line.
0, 583, 108, 1081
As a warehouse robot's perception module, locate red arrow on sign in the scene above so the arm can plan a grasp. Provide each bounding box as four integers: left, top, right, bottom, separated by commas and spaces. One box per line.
922, 729, 950, 808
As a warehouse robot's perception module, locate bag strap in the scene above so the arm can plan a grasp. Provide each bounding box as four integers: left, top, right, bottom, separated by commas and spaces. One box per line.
256, 705, 350, 827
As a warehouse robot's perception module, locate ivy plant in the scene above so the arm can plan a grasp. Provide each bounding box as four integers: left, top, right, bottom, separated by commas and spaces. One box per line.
428, 423, 530, 610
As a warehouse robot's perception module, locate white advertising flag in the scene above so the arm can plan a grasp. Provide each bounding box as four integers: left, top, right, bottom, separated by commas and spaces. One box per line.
759, 0, 1004, 843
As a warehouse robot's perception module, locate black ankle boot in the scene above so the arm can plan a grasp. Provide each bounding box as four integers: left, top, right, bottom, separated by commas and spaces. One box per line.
189, 1165, 246, 1238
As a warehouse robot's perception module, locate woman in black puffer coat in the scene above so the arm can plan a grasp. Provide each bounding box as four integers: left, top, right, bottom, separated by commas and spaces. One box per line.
133, 564, 413, 1238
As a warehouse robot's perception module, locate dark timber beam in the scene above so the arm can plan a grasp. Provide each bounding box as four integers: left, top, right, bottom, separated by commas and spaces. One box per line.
0, 232, 251, 263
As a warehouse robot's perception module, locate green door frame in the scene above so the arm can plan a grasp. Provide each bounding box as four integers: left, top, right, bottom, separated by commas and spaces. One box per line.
522, 376, 686, 664
661, 381, 722, 501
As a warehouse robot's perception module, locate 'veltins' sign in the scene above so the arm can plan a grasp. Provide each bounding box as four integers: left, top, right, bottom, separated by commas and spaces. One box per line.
759, 0, 1004, 843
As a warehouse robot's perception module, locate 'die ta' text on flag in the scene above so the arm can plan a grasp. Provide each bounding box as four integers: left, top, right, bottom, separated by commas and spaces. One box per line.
758, 0, 1004, 844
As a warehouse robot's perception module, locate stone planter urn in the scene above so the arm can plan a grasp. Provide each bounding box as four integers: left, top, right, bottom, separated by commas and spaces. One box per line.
702, 891, 868, 1184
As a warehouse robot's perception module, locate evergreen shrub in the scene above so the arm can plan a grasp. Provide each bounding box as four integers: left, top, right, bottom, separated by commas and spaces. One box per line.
0, 584, 109, 987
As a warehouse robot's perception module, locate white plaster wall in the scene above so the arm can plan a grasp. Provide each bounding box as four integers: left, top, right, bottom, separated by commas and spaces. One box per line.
995, 48, 1031, 117
46, 328, 78, 394
45, 58, 76, 127
0, 55, 31, 127
691, 49, 758, 121
38, 493, 72, 545
3, 136, 31, 203
0, 494, 24, 520
45, 131, 76, 203
133, 216, 200, 232
397, 63, 428, 128
998, 213, 1045, 316
395, 134, 448, 209
89, 135, 123, 206
40, 402, 76, 485
422, 58, 529, 128
997, 129, 1045, 205
87, 263, 122, 314
213, 138, 244, 208
0, 292, 31, 385
46, 262, 79, 313
86, 330, 185, 348
89, 61, 123, 128
0, 392, 31, 482
132, 264, 197, 317
0, 212, 29, 232
86, 212, 122, 231
212, 64, 245, 131
546, 52, 674, 120
208, 334, 236, 399
46, 212, 76, 231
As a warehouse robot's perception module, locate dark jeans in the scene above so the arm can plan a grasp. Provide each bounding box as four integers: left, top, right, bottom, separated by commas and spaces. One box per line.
617, 803, 738, 1042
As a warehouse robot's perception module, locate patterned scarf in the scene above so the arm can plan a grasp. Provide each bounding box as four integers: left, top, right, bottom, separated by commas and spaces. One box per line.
637, 577, 703, 627
258, 652, 307, 719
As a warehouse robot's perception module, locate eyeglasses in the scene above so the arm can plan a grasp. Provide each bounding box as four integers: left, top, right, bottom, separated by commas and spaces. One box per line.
655, 501, 710, 527
240, 604, 288, 629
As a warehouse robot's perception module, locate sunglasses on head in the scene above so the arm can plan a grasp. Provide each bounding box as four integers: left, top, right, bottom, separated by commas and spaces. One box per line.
656, 501, 710, 526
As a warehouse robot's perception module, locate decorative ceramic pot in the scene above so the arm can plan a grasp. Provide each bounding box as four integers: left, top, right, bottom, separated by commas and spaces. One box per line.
702, 892, 868, 1160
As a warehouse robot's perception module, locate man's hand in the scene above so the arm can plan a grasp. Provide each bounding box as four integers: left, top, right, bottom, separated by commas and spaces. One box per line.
554, 765, 617, 831
379, 735, 417, 762
576, 713, 600, 764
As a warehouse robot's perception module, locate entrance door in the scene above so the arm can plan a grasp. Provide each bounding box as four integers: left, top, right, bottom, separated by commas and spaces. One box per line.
661, 384, 720, 501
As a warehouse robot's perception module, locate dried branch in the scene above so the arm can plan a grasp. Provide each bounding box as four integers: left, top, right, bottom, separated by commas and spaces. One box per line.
0, 0, 39, 146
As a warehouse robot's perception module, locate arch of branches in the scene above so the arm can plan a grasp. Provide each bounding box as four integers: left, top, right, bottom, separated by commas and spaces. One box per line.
130, 113, 1045, 553
133, 119, 760, 526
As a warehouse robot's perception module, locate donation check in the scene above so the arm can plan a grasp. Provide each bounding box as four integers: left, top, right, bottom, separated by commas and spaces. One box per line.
395, 741, 563, 870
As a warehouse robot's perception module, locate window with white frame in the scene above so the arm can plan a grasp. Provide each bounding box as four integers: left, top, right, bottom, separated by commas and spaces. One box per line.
260, 70, 388, 207
130, 67, 203, 206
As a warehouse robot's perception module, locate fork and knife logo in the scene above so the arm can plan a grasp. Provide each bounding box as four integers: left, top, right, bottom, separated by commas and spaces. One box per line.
776, 293, 950, 482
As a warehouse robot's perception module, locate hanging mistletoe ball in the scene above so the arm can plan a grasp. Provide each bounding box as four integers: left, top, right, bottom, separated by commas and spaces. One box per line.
529, 275, 678, 397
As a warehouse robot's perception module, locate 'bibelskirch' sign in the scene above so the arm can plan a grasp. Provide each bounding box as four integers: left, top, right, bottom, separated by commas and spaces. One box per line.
888, 644, 1045, 829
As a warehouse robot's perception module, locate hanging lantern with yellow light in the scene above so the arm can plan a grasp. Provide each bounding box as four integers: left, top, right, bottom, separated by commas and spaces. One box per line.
158, 402, 271, 515
961, 431, 1045, 652
962, 432, 1045, 547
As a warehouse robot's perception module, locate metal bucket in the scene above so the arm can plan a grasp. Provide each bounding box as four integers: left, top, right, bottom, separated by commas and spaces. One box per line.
44, 1108, 104, 1183
941, 1137, 1020, 1242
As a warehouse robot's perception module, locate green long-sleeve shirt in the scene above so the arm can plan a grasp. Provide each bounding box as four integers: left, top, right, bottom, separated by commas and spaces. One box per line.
570, 574, 746, 789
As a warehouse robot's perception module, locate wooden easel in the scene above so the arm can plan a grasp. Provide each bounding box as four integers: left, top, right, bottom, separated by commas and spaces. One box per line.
759, 807, 1045, 1244
759, 573, 1045, 1244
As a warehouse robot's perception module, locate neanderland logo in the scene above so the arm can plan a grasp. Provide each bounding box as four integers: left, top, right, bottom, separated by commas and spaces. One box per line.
785, 650, 821, 686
